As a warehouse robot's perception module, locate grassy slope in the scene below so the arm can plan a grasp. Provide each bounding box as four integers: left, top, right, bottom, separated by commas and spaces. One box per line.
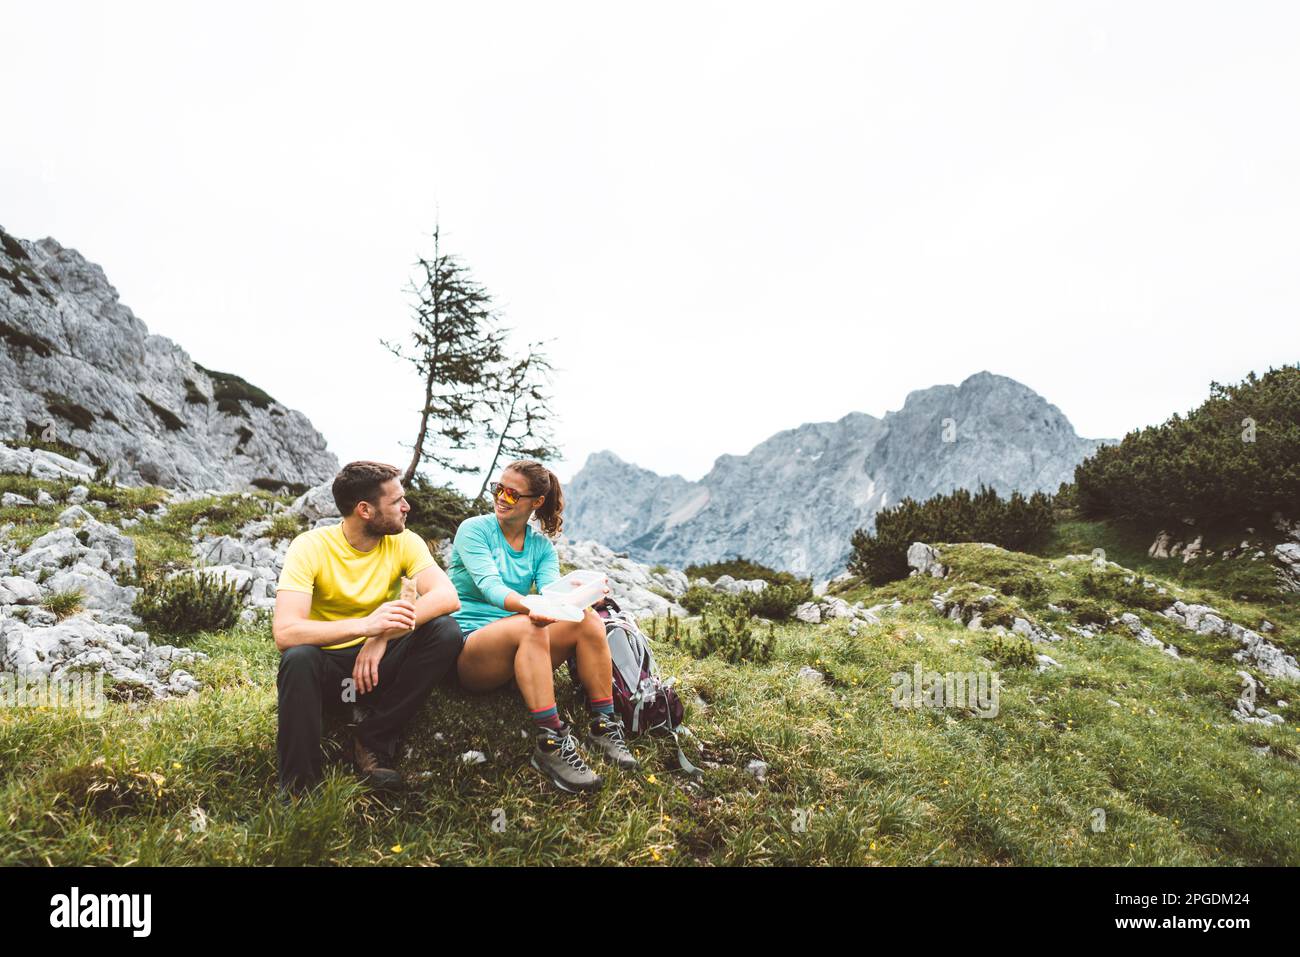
1, 488, 1298, 865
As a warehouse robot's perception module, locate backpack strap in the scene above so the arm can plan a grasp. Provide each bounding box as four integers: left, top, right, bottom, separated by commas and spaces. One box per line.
667, 726, 702, 779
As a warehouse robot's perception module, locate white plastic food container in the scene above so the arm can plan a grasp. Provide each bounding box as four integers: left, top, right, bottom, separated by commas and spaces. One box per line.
541, 569, 608, 610
519, 595, 585, 622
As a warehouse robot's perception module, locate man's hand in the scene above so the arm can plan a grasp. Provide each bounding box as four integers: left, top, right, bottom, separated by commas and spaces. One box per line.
353, 636, 389, 695
362, 600, 416, 638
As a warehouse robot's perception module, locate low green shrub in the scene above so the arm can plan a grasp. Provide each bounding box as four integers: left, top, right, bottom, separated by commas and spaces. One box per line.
682, 595, 774, 664
1080, 570, 1169, 612
132, 570, 241, 637
980, 632, 1038, 669
745, 579, 814, 621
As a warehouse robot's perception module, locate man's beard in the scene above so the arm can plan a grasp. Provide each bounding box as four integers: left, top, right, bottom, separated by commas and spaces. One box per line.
363, 514, 403, 537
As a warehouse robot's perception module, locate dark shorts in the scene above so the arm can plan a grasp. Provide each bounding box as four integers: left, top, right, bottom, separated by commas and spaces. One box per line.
457, 623, 478, 645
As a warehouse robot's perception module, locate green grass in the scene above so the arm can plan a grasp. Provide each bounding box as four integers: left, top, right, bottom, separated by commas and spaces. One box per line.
40, 588, 85, 619
3, 533, 1297, 866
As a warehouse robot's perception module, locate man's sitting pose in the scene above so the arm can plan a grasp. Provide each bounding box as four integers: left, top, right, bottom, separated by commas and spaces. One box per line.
272, 460, 463, 795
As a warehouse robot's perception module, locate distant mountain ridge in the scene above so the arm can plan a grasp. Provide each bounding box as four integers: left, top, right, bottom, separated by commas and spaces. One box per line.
565, 372, 1112, 581
0, 226, 337, 491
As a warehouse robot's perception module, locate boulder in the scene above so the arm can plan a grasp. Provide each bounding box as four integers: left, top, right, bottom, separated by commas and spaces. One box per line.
0, 445, 95, 482
794, 602, 821, 624
0, 576, 42, 604
1147, 530, 1172, 559
289, 482, 341, 523
907, 542, 947, 578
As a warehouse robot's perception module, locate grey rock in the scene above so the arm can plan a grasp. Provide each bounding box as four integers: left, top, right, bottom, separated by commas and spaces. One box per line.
821, 596, 854, 619
194, 535, 249, 567
289, 482, 341, 523
1147, 530, 1173, 559
1274, 543, 1300, 592
710, 574, 767, 596
0, 615, 207, 698
0, 228, 337, 491
797, 665, 824, 685
57, 504, 95, 526
795, 602, 821, 624
553, 538, 687, 618
1164, 600, 1300, 682
45, 566, 139, 623
0, 445, 94, 482
1035, 654, 1061, 672
744, 759, 768, 782
1, 492, 34, 507
907, 542, 947, 578
0, 576, 42, 604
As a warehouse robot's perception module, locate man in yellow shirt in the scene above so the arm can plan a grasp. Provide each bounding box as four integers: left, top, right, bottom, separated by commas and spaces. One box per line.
273, 461, 463, 795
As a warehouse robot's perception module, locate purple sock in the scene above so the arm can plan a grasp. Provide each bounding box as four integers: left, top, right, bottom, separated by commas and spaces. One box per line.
530, 703, 563, 731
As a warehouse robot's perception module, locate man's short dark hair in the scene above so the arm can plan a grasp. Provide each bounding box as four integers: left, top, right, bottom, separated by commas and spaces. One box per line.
333, 461, 400, 517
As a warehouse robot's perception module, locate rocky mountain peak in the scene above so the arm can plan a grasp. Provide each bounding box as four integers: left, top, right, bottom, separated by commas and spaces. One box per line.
0, 226, 337, 492
565, 373, 1112, 581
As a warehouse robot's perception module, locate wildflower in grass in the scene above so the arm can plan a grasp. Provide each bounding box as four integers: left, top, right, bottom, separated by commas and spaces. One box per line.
391, 844, 403, 854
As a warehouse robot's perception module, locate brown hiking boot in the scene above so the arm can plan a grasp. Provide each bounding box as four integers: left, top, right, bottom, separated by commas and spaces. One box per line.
352, 734, 402, 789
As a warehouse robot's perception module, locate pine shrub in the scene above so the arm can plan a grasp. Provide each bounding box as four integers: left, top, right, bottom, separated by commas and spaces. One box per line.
682, 595, 774, 664
849, 484, 1055, 585
132, 570, 241, 637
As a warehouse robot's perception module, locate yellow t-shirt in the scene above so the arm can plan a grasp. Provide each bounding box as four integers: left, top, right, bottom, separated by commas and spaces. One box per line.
275, 523, 437, 650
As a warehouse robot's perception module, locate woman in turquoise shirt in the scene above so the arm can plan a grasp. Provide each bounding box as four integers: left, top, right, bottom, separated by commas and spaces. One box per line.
449, 459, 638, 793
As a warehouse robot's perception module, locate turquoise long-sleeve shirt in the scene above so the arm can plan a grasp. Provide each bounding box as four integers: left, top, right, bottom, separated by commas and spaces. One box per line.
448, 513, 560, 634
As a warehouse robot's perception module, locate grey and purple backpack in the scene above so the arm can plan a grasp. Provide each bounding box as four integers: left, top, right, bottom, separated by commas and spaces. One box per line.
595, 597, 701, 778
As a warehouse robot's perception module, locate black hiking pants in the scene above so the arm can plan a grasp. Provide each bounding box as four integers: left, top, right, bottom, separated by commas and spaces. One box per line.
276, 614, 463, 793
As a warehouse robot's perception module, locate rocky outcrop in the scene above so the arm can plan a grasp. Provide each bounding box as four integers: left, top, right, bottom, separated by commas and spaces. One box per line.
0, 617, 205, 699
565, 372, 1111, 582
1231, 671, 1286, 727
795, 596, 902, 627
555, 538, 688, 619
0, 226, 337, 491
0, 506, 208, 698
1161, 600, 1299, 682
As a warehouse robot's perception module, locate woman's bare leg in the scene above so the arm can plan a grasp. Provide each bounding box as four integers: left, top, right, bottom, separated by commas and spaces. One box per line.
456, 614, 555, 711
545, 608, 613, 702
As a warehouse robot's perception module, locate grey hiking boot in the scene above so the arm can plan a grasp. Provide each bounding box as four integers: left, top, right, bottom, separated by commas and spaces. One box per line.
586, 713, 639, 770
530, 723, 603, 793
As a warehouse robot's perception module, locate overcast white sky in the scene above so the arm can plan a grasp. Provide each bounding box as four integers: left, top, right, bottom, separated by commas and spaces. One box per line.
2, 1, 1296, 494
